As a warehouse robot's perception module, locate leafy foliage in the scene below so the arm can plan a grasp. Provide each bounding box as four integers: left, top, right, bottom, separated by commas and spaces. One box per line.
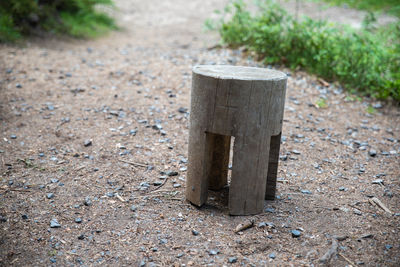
212, 0, 400, 102
317, 0, 400, 18
0, 0, 116, 42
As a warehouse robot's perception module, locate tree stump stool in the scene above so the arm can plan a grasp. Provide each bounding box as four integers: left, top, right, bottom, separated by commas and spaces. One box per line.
186, 65, 287, 215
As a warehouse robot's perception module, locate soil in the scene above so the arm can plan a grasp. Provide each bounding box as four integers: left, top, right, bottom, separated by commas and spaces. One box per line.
0, 0, 399, 266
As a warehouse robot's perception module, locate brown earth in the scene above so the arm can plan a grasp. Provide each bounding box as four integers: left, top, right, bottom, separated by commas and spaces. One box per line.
0, 0, 399, 266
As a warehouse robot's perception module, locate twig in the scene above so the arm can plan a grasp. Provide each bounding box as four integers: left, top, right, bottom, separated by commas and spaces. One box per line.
234, 219, 255, 233
74, 165, 85, 171
369, 197, 392, 214
338, 253, 356, 267
0, 187, 31, 193
149, 177, 169, 192
319, 238, 338, 264
146, 189, 174, 194
119, 159, 148, 168
115, 193, 126, 202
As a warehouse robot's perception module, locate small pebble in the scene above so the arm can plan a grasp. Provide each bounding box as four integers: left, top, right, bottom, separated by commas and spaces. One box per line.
106, 192, 114, 198
265, 207, 275, 213
368, 149, 377, 157
173, 183, 182, 188
84, 139, 92, 147
10, 134, 17, 139
228, 257, 237, 263
291, 229, 301, 238
75, 218, 82, 223
130, 205, 137, 212
353, 209, 362, 215
191, 230, 199, 236
46, 193, 54, 199
291, 150, 301, 155
166, 171, 178, 176
178, 107, 188, 113
385, 244, 393, 250
208, 249, 219, 255
84, 197, 92, 206
50, 218, 61, 228
269, 253, 276, 259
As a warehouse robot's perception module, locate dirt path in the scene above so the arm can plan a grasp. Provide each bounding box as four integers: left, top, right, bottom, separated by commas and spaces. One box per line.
0, 0, 399, 266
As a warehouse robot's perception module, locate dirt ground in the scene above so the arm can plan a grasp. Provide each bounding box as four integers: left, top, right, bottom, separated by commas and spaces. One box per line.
0, 0, 399, 266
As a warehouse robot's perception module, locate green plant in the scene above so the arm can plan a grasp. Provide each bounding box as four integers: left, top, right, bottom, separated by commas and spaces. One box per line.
212, 0, 400, 102
316, 98, 328, 108
314, 0, 400, 18
0, 0, 116, 42
366, 105, 377, 114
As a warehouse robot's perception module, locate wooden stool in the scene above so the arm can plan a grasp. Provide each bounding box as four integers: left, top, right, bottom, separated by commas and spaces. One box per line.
185, 65, 287, 215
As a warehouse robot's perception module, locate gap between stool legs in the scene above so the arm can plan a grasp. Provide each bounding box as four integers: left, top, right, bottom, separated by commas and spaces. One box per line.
205, 132, 231, 191
265, 132, 282, 200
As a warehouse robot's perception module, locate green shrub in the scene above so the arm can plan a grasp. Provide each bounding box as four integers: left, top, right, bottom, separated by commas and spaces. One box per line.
212, 0, 400, 102
317, 0, 400, 18
0, 0, 116, 42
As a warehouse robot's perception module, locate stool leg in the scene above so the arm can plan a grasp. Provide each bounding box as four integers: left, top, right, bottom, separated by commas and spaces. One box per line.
186, 129, 209, 206
207, 133, 231, 190
265, 133, 281, 200
229, 134, 271, 215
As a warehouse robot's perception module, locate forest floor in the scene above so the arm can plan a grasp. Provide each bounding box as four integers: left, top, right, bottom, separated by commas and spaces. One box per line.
0, 0, 399, 266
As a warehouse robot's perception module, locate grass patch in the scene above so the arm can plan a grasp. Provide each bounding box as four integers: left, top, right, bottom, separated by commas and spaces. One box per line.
366, 105, 377, 114
316, 98, 328, 109
314, 0, 400, 18
209, 0, 400, 102
0, 0, 116, 42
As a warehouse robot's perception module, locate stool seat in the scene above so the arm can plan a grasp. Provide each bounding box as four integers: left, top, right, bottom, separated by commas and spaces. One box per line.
185, 65, 287, 215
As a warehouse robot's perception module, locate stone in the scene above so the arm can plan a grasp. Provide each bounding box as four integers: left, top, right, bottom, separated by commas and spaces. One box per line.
353, 209, 362, 215
228, 257, 237, 263
84, 139, 92, 147
106, 192, 114, 197
291, 229, 301, 238
368, 149, 377, 157
269, 253, 276, 259
208, 249, 219, 255
191, 230, 199, 236
166, 171, 178, 176
130, 205, 137, 212
75, 218, 82, 223
84, 197, 92, 206
301, 189, 312, 195
265, 207, 275, 213
178, 107, 188, 114
46, 193, 54, 199
50, 218, 61, 228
